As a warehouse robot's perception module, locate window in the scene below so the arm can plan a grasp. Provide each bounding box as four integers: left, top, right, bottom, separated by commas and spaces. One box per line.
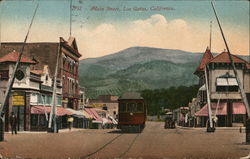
31, 114, 38, 126
216, 77, 238, 92
38, 94, 43, 104
137, 103, 144, 112
15, 70, 25, 81
45, 95, 52, 105
0, 70, 9, 80
39, 115, 46, 126
57, 96, 62, 106
119, 103, 126, 112
127, 103, 137, 112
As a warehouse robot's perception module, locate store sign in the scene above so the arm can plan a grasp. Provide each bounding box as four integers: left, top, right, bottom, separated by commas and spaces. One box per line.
12, 92, 25, 106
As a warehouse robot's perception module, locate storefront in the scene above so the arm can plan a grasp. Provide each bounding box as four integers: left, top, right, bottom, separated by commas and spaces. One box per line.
30, 106, 72, 131
11, 91, 26, 131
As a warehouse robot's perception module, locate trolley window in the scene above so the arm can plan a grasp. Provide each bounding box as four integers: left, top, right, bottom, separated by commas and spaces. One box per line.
137, 103, 144, 112
119, 103, 126, 112
127, 103, 137, 112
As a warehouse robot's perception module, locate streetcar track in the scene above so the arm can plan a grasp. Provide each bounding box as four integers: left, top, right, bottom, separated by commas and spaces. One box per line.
81, 132, 141, 159
118, 133, 140, 158
80, 133, 123, 159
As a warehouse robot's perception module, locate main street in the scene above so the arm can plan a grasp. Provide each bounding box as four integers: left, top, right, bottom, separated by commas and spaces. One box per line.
0, 122, 249, 159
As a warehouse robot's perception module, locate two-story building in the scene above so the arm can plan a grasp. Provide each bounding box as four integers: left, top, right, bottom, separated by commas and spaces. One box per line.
0, 51, 69, 131
1, 36, 81, 110
194, 47, 250, 127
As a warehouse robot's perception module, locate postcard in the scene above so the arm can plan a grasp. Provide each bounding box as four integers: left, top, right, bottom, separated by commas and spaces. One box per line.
0, 0, 249, 158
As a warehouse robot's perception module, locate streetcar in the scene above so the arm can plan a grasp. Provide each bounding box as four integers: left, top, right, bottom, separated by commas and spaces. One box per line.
118, 92, 146, 133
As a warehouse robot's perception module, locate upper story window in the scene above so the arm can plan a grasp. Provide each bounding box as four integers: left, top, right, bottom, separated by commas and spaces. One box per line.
15, 69, 25, 81
216, 73, 238, 92
0, 70, 9, 80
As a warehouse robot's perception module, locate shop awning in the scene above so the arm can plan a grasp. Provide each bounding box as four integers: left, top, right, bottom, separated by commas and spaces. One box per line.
80, 110, 93, 119
195, 102, 227, 117
233, 102, 246, 114
216, 78, 238, 86
85, 108, 103, 123
195, 102, 247, 117
66, 108, 85, 118
31, 106, 73, 116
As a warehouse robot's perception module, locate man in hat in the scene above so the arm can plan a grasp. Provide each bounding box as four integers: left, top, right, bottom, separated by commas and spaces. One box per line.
10, 112, 17, 135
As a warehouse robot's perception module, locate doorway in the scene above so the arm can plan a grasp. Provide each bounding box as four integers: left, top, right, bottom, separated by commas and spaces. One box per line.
12, 106, 25, 131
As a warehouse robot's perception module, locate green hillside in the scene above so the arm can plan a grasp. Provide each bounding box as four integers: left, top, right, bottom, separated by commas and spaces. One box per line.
79, 47, 249, 98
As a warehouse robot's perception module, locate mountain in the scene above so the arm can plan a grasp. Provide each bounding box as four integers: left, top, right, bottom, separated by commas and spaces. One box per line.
79, 47, 249, 98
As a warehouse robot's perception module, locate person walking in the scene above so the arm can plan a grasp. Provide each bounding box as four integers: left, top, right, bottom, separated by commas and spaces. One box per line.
67, 116, 74, 131
10, 112, 17, 135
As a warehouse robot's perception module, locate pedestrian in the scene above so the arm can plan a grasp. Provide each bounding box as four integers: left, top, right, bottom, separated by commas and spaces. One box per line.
10, 112, 17, 135
67, 115, 74, 131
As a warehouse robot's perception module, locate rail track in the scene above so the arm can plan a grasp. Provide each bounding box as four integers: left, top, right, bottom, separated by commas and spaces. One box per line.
81, 132, 140, 159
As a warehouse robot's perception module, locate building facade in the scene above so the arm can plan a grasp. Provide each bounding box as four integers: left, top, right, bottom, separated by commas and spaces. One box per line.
0, 36, 81, 110
0, 51, 64, 131
194, 48, 250, 127
89, 95, 119, 119
0, 37, 82, 131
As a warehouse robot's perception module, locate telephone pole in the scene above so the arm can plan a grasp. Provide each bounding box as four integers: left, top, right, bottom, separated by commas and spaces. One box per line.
0, 3, 39, 141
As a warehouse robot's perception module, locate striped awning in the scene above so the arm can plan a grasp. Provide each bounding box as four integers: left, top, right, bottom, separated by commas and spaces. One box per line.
31, 106, 73, 116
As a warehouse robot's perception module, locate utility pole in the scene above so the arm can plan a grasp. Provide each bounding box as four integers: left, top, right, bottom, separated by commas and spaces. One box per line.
211, 1, 250, 142
209, 21, 212, 51
70, 0, 72, 37
205, 66, 215, 132
0, 3, 39, 141
48, 40, 61, 133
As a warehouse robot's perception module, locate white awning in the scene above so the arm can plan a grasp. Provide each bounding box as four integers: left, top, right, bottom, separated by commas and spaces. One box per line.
216, 78, 228, 86
199, 84, 206, 91
227, 78, 238, 86
216, 78, 238, 86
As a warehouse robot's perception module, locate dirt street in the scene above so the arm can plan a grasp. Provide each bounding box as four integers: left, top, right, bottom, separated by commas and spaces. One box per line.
0, 121, 249, 159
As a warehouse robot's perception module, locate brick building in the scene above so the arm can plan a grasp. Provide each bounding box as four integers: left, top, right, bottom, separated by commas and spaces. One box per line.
0, 36, 81, 110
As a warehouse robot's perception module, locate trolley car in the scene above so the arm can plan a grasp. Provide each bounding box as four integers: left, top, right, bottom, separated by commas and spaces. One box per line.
118, 92, 146, 133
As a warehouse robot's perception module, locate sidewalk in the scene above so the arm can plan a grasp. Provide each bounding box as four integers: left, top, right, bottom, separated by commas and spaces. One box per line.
176, 125, 246, 131
5, 128, 86, 134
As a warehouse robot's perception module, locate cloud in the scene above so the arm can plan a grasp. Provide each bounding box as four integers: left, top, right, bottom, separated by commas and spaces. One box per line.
74, 14, 249, 59
1, 14, 249, 58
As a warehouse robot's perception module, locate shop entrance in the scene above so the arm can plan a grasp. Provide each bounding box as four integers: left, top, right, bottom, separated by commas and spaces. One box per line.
12, 92, 26, 131
12, 106, 25, 131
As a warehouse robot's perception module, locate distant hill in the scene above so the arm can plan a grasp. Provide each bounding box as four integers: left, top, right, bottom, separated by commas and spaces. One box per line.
79, 47, 249, 98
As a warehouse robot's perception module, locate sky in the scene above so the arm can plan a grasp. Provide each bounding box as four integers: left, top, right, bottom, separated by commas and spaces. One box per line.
0, 0, 249, 59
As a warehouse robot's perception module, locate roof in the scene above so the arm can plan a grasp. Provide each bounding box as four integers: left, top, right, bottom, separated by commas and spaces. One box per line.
195, 47, 213, 73
119, 92, 143, 100
0, 50, 36, 64
30, 70, 43, 75
209, 51, 249, 64
60, 37, 81, 58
